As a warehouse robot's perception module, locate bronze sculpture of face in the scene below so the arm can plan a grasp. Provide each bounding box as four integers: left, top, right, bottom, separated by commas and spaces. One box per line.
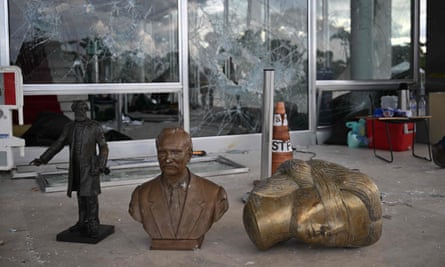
243, 159, 382, 250
291, 187, 372, 246
71, 101, 89, 122
292, 188, 334, 243
156, 128, 192, 182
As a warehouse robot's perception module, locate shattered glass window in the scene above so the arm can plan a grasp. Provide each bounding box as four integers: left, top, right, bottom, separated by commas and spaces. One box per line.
188, 0, 309, 137
8, 0, 179, 83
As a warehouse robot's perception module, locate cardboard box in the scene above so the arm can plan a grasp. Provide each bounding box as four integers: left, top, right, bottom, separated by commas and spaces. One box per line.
429, 92, 445, 144
366, 119, 414, 151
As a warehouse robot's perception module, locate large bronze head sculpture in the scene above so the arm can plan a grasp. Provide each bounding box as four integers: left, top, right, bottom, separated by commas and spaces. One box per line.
243, 159, 382, 250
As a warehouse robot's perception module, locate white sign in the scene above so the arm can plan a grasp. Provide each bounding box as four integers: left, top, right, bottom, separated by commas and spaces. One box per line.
271, 139, 292, 152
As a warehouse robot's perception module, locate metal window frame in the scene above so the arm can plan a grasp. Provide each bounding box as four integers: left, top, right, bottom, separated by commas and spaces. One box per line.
314, 0, 421, 131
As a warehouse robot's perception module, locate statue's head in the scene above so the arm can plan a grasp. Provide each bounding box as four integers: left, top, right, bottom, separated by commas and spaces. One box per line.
243, 159, 382, 250
156, 127, 193, 179
71, 100, 89, 122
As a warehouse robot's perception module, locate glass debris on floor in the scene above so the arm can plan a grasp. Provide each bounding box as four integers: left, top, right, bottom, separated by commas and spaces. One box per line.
34, 156, 248, 193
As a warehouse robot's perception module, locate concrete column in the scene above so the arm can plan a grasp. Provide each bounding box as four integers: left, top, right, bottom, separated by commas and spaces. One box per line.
351, 0, 374, 79
374, 0, 392, 79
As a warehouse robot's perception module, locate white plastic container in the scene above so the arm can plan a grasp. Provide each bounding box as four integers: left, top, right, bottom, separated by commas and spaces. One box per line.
380, 96, 398, 117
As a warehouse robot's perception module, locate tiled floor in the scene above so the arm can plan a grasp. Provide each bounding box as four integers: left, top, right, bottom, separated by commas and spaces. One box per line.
1, 144, 444, 267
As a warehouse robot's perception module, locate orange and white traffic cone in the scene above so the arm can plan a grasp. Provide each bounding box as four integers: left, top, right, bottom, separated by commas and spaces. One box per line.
271, 101, 293, 174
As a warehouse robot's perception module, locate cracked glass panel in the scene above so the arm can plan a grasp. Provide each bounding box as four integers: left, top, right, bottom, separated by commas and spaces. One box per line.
316, 0, 413, 80
188, 0, 309, 137
8, 0, 178, 83
8, 0, 180, 141
35, 155, 248, 193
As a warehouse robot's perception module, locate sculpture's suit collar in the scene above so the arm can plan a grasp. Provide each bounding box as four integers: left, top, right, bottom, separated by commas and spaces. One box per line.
148, 169, 207, 238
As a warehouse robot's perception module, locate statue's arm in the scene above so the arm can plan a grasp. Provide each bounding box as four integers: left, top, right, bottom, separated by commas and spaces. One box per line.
95, 126, 109, 171
213, 186, 229, 222
31, 125, 69, 165
129, 186, 143, 223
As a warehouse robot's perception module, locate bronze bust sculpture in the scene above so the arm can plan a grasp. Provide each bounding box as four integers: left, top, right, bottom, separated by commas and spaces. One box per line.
129, 127, 229, 250
243, 159, 382, 250
30, 100, 112, 242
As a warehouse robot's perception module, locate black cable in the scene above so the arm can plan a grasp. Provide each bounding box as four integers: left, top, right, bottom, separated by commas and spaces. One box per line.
292, 147, 317, 160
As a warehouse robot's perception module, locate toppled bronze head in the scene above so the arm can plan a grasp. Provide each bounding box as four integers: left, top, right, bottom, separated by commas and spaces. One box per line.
243, 159, 382, 250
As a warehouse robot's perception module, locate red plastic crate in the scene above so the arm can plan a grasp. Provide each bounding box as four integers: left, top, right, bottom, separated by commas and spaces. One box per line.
366, 119, 414, 151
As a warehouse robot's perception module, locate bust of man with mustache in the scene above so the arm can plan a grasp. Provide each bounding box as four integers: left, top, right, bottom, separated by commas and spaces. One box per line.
129, 127, 229, 250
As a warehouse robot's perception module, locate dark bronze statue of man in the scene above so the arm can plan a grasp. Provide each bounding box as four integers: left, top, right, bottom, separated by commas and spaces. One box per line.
129, 127, 229, 250
30, 100, 110, 240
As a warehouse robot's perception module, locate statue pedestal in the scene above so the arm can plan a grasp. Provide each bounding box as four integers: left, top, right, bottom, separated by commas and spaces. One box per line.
150, 236, 204, 250
56, 225, 114, 244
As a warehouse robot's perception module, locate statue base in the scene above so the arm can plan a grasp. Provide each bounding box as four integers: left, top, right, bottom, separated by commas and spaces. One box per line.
150, 236, 204, 250
56, 224, 114, 244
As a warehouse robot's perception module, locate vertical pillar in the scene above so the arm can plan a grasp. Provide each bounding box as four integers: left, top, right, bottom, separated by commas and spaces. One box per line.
351, 0, 374, 79
261, 68, 274, 179
373, 0, 392, 79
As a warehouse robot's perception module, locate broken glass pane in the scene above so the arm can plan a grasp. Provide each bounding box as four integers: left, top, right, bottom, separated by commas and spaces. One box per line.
8, 0, 179, 83
35, 155, 248, 193
188, 0, 309, 137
